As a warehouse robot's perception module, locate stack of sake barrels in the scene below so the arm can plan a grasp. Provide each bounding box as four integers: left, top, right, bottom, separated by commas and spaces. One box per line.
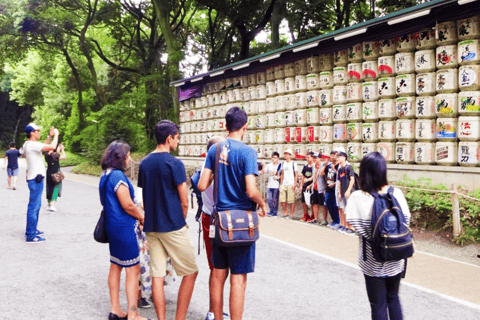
178, 14, 480, 166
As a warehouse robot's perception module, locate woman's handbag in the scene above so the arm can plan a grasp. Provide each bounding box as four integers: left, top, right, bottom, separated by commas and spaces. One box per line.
94, 172, 111, 243
212, 142, 260, 247
51, 171, 65, 184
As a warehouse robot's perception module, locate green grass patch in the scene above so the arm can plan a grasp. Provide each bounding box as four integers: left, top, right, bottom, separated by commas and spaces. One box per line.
60, 151, 87, 167
71, 162, 103, 176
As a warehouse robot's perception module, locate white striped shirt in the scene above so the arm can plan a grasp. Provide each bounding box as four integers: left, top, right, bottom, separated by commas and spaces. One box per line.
345, 188, 411, 277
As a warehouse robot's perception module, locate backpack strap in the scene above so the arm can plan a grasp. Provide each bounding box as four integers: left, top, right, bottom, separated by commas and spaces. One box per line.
212, 142, 222, 220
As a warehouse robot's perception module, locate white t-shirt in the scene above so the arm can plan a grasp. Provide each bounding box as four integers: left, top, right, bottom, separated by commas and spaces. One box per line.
264, 162, 281, 189
281, 161, 298, 186
23, 141, 46, 180
201, 162, 214, 215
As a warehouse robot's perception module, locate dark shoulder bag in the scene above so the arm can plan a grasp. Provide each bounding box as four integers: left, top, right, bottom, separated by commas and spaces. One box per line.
212, 142, 260, 247
94, 172, 112, 243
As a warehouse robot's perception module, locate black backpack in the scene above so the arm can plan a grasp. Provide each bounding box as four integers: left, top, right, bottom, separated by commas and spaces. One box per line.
190, 167, 203, 222
366, 187, 414, 262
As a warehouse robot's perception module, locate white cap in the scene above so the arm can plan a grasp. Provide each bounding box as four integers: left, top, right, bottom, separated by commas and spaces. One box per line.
284, 148, 293, 155
334, 146, 346, 153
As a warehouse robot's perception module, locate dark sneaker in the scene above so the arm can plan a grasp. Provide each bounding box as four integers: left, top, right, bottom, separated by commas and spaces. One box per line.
137, 297, 152, 309
13, 187, 16, 190
320, 221, 328, 226
26, 236, 45, 243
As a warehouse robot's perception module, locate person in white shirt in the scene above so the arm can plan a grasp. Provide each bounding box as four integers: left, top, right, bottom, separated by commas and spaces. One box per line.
23, 123, 59, 243
279, 149, 298, 219
264, 152, 281, 217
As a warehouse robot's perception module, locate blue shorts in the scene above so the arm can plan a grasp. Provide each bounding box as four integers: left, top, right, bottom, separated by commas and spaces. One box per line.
7, 168, 19, 177
212, 242, 255, 274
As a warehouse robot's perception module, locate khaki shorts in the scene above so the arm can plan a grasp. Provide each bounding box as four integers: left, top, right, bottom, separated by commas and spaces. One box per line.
146, 226, 198, 277
279, 185, 295, 204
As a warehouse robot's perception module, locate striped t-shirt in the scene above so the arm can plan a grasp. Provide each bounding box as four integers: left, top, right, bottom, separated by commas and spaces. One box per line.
345, 187, 411, 277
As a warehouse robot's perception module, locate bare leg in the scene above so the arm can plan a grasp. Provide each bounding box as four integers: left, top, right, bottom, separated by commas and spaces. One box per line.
281, 202, 288, 217
212, 268, 229, 320
290, 203, 295, 218
126, 264, 141, 320
312, 204, 319, 220
301, 203, 308, 221
12, 176, 17, 188
175, 272, 198, 320
108, 263, 127, 318
152, 277, 166, 320
229, 274, 247, 320
7, 176, 11, 188
322, 206, 328, 222
339, 208, 346, 227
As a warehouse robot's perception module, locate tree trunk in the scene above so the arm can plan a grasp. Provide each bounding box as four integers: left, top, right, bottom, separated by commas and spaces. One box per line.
62, 48, 85, 128
271, 0, 286, 48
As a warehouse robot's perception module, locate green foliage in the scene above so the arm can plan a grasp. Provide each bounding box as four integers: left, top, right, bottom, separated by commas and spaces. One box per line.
59, 151, 87, 167
71, 162, 103, 176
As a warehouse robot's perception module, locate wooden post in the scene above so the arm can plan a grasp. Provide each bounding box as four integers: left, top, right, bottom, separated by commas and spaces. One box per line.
451, 184, 461, 237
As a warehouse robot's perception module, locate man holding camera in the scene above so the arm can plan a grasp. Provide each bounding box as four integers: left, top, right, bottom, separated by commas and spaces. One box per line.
23, 123, 59, 243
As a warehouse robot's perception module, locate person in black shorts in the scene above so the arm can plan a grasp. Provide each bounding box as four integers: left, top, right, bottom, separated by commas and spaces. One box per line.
300, 152, 315, 222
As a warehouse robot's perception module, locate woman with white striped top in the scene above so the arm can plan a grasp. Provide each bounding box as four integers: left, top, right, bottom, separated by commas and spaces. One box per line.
345, 152, 411, 320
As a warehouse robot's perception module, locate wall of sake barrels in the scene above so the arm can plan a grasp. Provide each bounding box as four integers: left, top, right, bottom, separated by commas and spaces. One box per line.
178, 14, 480, 180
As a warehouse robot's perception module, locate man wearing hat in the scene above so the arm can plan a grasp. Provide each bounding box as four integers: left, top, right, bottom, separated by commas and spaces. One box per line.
279, 149, 298, 219
23, 123, 59, 243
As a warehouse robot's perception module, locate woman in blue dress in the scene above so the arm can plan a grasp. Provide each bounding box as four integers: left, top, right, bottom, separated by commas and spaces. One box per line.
99, 140, 149, 320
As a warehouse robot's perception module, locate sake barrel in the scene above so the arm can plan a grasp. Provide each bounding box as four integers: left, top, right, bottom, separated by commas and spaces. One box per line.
256, 85, 267, 100
378, 142, 395, 163
363, 123, 379, 142
307, 56, 320, 73
395, 142, 415, 164
274, 128, 285, 143
362, 143, 377, 157
263, 144, 273, 159
320, 71, 334, 89
255, 129, 265, 144
378, 77, 396, 98
307, 126, 320, 143
217, 79, 227, 91
256, 71, 267, 85
378, 121, 396, 142
459, 91, 480, 115
436, 118, 457, 141
458, 141, 480, 166
306, 73, 320, 90
436, 21, 457, 45
285, 94, 296, 110
333, 67, 348, 85
347, 63, 362, 82
378, 99, 397, 120
347, 82, 363, 102
415, 28, 436, 50
293, 144, 306, 159
285, 111, 295, 127
305, 144, 317, 154
257, 100, 266, 114
347, 142, 363, 162
363, 101, 379, 122
436, 93, 458, 117
255, 114, 266, 129
240, 89, 249, 102
348, 43, 363, 63
218, 118, 226, 131
458, 116, 480, 141
266, 67, 275, 82
333, 143, 348, 154
346, 103, 363, 122
436, 68, 458, 93
415, 49, 436, 73
396, 119, 415, 142
178, 145, 185, 157
294, 126, 308, 144
319, 108, 333, 125
333, 124, 347, 142
284, 62, 296, 78
415, 142, 435, 164
296, 92, 308, 109
458, 40, 480, 65
396, 97, 416, 119
295, 58, 308, 75
362, 60, 379, 81
266, 81, 276, 97
457, 15, 480, 41
285, 77, 296, 94
396, 34, 416, 52
248, 74, 256, 87
378, 55, 396, 77
207, 94, 214, 106
275, 79, 286, 95
247, 116, 256, 129
334, 49, 348, 66
226, 90, 235, 103
333, 86, 348, 104
379, 38, 397, 56
318, 143, 333, 156
233, 88, 242, 102
266, 113, 276, 128
436, 142, 458, 165
306, 90, 320, 107
295, 75, 308, 92
233, 76, 242, 88
459, 65, 480, 91
436, 45, 458, 69
318, 54, 334, 71
294, 109, 307, 126
306, 107, 320, 125
396, 74, 416, 97
284, 127, 295, 143
320, 89, 334, 107
363, 41, 380, 61
274, 95, 286, 112
395, 52, 415, 75
416, 72, 436, 96
248, 86, 256, 101
201, 96, 208, 108
274, 64, 285, 79
265, 97, 275, 113
362, 82, 379, 101
416, 119, 436, 142
416, 96, 437, 119
347, 123, 362, 141
320, 126, 333, 143
332, 105, 347, 123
